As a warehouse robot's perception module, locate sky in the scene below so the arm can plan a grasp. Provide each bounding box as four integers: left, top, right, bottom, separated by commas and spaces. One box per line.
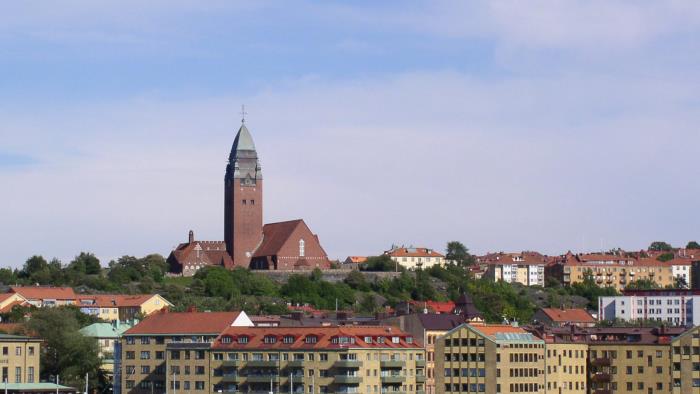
1, 1, 699, 268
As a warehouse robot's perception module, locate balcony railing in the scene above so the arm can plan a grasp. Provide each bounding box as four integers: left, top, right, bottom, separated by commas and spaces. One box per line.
380, 375, 405, 384
335, 359, 363, 368
380, 360, 405, 368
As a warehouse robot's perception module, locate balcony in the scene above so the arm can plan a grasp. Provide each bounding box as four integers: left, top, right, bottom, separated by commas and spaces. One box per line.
593, 390, 611, 394
592, 373, 611, 383
246, 360, 279, 368
415, 375, 426, 383
286, 359, 305, 368
222, 360, 241, 367
380, 376, 405, 384
591, 358, 611, 367
334, 375, 362, 384
335, 359, 362, 368
220, 374, 241, 383
414, 359, 425, 367
246, 374, 278, 383
380, 360, 405, 368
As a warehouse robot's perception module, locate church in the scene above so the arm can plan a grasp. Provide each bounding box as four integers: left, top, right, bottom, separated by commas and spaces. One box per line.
168, 120, 331, 276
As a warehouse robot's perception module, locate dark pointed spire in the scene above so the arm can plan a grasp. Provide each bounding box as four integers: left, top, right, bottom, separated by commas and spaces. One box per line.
226, 121, 262, 182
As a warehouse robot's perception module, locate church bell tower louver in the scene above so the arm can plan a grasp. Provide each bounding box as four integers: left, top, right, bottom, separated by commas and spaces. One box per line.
224, 120, 263, 267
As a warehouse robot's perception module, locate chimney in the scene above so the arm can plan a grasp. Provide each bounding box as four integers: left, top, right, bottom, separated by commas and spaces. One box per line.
189, 230, 194, 244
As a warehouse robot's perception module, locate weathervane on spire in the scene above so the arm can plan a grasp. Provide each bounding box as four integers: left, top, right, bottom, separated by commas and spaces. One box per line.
240, 104, 248, 124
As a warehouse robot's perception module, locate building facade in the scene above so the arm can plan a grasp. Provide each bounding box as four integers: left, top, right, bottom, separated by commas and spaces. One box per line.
119, 311, 254, 394
385, 247, 446, 270
479, 252, 547, 287
599, 289, 700, 326
0, 333, 41, 384
435, 323, 545, 394
166, 326, 425, 394
77, 294, 172, 322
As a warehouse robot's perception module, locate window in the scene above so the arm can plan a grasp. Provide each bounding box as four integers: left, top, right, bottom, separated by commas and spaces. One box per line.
27, 367, 34, 383
264, 335, 277, 344
126, 351, 135, 360
284, 336, 295, 344
140, 351, 150, 360
156, 351, 164, 360
195, 382, 205, 390
299, 239, 305, 257
14, 367, 20, 383
392, 337, 400, 344
141, 337, 150, 345
221, 336, 232, 344
305, 335, 318, 344
28, 346, 34, 356
15, 347, 21, 356
242, 199, 247, 205
141, 366, 150, 374
238, 336, 249, 344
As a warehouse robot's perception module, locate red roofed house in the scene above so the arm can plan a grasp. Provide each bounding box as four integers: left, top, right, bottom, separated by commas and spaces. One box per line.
0, 292, 29, 315
168, 121, 329, 275
533, 308, 596, 327
385, 246, 446, 270
9, 286, 77, 307
163, 325, 424, 394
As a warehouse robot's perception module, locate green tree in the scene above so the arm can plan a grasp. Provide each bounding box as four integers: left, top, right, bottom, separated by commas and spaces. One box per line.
68, 252, 101, 275
195, 266, 235, 298
649, 241, 673, 252
358, 293, 378, 314
672, 275, 688, 289
656, 253, 674, 262
445, 241, 474, 266
25, 307, 103, 389
361, 255, 400, 272
344, 271, 370, 291
687, 241, 700, 249
625, 278, 659, 290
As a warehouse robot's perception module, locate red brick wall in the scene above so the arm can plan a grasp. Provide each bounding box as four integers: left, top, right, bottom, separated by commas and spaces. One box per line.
274, 222, 330, 270
225, 178, 263, 268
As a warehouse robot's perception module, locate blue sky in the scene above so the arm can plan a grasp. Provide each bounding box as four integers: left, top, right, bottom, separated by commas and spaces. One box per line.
1, 1, 699, 267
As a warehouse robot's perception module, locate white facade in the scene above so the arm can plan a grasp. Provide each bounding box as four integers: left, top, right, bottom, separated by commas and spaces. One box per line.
485, 263, 545, 286
599, 293, 700, 326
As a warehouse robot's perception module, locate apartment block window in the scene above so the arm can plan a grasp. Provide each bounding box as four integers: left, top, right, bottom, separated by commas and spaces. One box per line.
126, 337, 135, 345
140, 351, 150, 360
195, 382, 205, 390
27, 367, 34, 383
141, 337, 150, 345
156, 351, 164, 360
141, 366, 150, 374
14, 367, 20, 383
284, 336, 295, 344
126, 351, 135, 360
28, 346, 34, 356
15, 347, 21, 356
125, 381, 135, 389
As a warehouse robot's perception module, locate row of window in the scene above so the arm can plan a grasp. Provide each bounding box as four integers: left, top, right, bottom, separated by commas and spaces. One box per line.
1, 346, 34, 356
0, 366, 35, 383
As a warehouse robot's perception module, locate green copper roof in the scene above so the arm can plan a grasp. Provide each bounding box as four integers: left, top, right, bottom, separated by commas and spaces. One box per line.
231, 123, 256, 153
79, 322, 132, 338
0, 333, 33, 340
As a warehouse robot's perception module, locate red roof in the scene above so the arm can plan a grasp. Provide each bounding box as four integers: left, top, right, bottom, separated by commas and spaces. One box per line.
539, 308, 595, 323
345, 256, 367, 264
10, 286, 76, 300
254, 219, 309, 257
409, 300, 455, 314
124, 311, 242, 335
213, 326, 422, 350
385, 247, 444, 258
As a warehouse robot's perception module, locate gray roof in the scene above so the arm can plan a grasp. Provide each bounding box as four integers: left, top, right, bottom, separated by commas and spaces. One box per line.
417, 313, 465, 330
230, 124, 256, 154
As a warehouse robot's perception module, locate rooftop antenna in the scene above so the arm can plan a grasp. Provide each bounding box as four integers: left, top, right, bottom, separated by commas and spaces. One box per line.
240, 104, 248, 124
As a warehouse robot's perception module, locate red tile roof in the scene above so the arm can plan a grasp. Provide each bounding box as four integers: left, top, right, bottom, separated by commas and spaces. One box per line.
254, 219, 304, 257
10, 286, 76, 300
385, 247, 444, 258
539, 308, 595, 323
124, 311, 242, 335
213, 326, 422, 350
0, 300, 28, 314
408, 300, 455, 314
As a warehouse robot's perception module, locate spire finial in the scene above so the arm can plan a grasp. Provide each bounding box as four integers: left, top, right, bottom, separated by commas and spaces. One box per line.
240, 104, 248, 124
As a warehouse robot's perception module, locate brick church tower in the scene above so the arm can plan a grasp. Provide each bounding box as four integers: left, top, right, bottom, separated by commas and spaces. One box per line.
224, 121, 263, 267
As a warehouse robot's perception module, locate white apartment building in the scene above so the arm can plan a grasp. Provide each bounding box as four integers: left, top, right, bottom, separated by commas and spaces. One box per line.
599, 289, 700, 326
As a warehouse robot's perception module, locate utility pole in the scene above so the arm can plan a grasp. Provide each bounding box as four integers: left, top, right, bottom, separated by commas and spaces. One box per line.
56, 375, 60, 394
85, 373, 89, 394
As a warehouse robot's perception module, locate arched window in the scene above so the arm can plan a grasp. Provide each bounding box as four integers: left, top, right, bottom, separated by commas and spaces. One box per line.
299, 239, 305, 257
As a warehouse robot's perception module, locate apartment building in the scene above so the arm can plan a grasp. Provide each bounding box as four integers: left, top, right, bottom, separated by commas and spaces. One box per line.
166, 326, 425, 394
118, 310, 254, 394
599, 289, 700, 326
670, 325, 700, 393
0, 333, 41, 384
526, 325, 689, 394
479, 252, 547, 286
385, 247, 446, 270
435, 323, 545, 394
548, 253, 680, 291
0, 293, 28, 315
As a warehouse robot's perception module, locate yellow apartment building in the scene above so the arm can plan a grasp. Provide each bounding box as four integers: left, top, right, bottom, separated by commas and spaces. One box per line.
0, 333, 41, 384
436, 323, 545, 394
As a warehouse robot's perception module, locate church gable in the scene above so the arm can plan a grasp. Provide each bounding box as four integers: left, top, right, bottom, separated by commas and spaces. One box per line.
251, 219, 329, 270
